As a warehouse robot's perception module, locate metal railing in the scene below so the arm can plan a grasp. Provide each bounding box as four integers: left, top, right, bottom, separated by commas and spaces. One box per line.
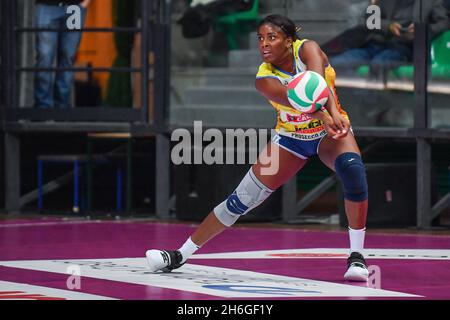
1, 0, 172, 216
1, 0, 172, 126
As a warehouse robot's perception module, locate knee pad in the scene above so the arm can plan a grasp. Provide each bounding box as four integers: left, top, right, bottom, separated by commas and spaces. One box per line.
214, 169, 274, 227
335, 152, 368, 202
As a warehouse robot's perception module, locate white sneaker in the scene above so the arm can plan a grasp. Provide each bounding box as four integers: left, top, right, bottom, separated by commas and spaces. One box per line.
145, 249, 184, 273
344, 252, 369, 282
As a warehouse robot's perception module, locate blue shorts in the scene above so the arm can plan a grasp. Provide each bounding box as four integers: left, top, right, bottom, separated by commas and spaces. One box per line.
271, 133, 327, 160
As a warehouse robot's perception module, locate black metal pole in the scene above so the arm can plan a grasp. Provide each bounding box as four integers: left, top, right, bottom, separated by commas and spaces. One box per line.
153, 0, 171, 219
86, 138, 93, 213
153, 0, 161, 131
5, 132, 20, 213
1, 1, 6, 211
417, 139, 431, 228
413, 25, 428, 129
414, 14, 431, 228
153, 0, 170, 133
3, 0, 22, 214
155, 133, 170, 218
163, 0, 171, 130
141, 0, 149, 123
126, 138, 132, 213
10, 0, 17, 111
0, 0, 6, 118
4, 0, 12, 112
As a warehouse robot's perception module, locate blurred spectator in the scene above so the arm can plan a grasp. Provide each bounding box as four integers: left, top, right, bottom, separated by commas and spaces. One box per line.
328, 0, 449, 77
445, 0, 450, 18
34, 0, 91, 109
178, 0, 254, 38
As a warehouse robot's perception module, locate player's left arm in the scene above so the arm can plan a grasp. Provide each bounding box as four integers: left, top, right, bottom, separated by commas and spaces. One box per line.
301, 40, 349, 139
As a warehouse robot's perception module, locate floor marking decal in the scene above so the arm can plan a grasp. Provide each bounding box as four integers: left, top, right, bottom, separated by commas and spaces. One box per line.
0, 280, 115, 300
0, 258, 420, 298
190, 248, 450, 260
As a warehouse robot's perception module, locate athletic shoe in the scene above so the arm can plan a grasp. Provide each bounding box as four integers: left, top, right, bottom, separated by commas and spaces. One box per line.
145, 249, 185, 272
344, 251, 369, 281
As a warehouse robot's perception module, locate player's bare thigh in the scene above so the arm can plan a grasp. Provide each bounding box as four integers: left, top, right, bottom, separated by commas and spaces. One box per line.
252, 142, 308, 190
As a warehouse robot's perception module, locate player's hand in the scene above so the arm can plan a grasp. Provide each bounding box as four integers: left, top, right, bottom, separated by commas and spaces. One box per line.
320, 114, 341, 138
329, 112, 350, 139
307, 109, 349, 139
308, 110, 336, 136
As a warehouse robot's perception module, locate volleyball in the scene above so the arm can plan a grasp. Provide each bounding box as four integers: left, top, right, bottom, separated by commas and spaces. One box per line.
287, 70, 329, 113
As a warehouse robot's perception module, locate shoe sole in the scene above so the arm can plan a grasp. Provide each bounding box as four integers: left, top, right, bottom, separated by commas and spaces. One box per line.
344, 267, 369, 282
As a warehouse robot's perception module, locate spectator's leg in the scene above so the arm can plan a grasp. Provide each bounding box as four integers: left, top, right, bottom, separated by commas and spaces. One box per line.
54, 6, 87, 108
329, 42, 383, 75
329, 48, 373, 74
34, 4, 60, 108
370, 48, 410, 79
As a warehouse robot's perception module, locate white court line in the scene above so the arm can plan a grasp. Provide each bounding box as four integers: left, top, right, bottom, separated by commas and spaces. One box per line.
0, 220, 102, 228
190, 248, 450, 260
0, 258, 421, 298
0, 280, 116, 300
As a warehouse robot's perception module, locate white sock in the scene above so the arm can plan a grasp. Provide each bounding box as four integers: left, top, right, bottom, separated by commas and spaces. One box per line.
348, 227, 366, 255
178, 237, 200, 263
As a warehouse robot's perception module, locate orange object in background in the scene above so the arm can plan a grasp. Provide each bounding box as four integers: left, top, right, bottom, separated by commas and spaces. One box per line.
75, 0, 117, 99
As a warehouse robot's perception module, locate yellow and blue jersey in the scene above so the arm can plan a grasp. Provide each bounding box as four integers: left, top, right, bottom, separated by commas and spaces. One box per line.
256, 39, 349, 141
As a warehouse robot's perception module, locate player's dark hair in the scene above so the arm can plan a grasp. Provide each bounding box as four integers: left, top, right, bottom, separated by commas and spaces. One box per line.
258, 14, 300, 40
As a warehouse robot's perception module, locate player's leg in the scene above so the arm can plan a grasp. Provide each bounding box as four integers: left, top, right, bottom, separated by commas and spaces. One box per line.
146, 141, 308, 272
318, 133, 369, 281
190, 140, 308, 245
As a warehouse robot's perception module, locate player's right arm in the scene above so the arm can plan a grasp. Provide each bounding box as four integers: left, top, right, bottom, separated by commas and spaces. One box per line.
255, 77, 339, 136
255, 77, 289, 106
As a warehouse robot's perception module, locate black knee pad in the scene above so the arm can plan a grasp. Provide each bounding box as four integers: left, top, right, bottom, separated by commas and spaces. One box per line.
334, 152, 368, 202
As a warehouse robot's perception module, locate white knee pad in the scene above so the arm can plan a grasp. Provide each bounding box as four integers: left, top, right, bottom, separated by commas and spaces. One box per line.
214, 169, 274, 227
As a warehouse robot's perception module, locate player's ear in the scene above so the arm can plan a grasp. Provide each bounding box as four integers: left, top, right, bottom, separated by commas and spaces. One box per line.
286, 38, 293, 48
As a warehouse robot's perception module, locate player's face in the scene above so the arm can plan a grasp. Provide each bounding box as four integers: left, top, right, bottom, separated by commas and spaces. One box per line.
257, 23, 292, 64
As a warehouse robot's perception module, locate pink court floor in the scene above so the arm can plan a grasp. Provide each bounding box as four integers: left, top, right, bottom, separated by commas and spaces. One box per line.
0, 216, 449, 300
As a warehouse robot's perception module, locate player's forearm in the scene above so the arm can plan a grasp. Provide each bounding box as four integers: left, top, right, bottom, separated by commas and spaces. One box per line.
308, 108, 332, 123
323, 88, 341, 117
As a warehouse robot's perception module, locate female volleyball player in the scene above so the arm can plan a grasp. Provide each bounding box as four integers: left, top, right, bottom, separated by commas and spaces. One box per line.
146, 14, 369, 281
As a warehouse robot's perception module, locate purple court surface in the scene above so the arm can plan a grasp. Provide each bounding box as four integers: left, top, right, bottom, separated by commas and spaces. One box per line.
0, 216, 450, 300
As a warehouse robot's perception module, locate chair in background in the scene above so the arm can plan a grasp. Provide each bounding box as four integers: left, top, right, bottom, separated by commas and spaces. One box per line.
213, 0, 260, 50
391, 30, 450, 79
354, 30, 450, 80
